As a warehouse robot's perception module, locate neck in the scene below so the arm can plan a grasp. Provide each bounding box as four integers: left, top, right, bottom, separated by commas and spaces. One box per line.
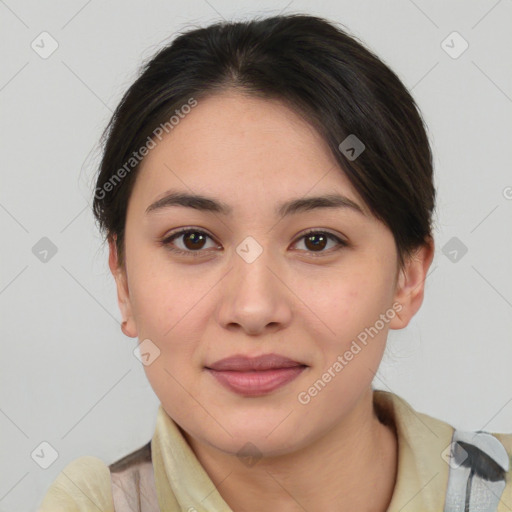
183, 387, 398, 512
184, 388, 398, 512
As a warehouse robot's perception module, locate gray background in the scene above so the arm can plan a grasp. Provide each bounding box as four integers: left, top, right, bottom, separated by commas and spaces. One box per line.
1, 1, 511, 510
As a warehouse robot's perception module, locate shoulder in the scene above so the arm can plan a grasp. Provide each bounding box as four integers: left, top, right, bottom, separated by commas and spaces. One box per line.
375, 390, 512, 508
38, 442, 155, 512
444, 428, 512, 511
492, 431, 512, 509
38, 455, 113, 512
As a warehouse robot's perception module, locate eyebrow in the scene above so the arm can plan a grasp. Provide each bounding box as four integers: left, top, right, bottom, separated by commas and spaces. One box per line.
145, 190, 367, 217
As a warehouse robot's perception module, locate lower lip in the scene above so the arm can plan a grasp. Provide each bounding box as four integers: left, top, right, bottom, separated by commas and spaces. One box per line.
206, 366, 307, 396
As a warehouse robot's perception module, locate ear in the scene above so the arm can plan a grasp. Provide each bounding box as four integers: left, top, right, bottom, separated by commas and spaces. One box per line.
389, 236, 435, 330
108, 235, 138, 338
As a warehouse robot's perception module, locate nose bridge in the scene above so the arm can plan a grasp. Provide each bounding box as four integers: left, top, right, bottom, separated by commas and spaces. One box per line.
215, 233, 291, 333
233, 233, 279, 298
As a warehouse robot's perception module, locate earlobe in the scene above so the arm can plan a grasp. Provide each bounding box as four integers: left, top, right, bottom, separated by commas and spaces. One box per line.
389, 237, 435, 330
108, 235, 138, 338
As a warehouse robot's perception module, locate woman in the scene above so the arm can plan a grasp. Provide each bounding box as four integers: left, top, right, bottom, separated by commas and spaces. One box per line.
39, 13, 511, 512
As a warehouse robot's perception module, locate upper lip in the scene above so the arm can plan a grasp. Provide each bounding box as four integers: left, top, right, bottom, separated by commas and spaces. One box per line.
206, 353, 307, 371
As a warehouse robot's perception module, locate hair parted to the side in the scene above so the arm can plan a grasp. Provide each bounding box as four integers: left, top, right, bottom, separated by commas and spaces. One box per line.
92, 13, 436, 274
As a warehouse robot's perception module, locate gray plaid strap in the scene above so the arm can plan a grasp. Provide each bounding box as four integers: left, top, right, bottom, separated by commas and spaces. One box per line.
110, 459, 160, 512
443, 429, 509, 512
109, 441, 160, 512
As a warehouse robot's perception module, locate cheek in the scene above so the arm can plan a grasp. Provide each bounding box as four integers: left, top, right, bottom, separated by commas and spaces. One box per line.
294, 266, 394, 386
136, 291, 205, 418
127, 251, 206, 341
127, 275, 206, 406
132, 279, 205, 362
296, 276, 391, 409
296, 268, 390, 337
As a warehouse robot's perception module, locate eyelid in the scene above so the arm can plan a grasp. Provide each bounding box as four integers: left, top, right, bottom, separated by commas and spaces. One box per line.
296, 227, 345, 241
162, 225, 216, 240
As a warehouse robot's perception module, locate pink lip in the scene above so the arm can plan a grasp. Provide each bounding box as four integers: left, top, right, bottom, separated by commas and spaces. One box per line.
206, 366, 307, 396
206, 353, 305, 371
205, 353, 307, 396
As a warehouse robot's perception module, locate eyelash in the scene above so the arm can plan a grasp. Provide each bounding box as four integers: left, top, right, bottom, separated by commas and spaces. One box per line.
160, 228, 348, 258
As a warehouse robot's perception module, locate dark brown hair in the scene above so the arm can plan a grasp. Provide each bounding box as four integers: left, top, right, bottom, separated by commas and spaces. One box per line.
92, 13, 436, 273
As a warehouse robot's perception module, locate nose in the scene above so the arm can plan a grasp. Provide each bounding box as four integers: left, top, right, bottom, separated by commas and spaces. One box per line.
214, 243, 293, 336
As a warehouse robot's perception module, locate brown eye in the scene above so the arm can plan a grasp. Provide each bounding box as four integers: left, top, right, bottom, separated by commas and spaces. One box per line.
181, 231, 207, 250
304, 233, 328, 251
293, 230, 347, 256
162, 228, 218, 256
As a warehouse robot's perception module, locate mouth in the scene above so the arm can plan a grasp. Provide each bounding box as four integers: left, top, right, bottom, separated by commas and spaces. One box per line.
205, 353, 308, 396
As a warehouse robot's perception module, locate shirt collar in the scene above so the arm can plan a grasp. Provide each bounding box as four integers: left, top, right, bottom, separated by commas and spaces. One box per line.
374, 389, 452, 510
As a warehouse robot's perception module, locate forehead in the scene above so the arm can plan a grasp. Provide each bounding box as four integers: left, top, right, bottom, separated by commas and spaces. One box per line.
133, 91, 367, 214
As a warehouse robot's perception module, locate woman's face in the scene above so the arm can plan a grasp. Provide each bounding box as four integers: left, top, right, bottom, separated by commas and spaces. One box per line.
110, 91, 431, 457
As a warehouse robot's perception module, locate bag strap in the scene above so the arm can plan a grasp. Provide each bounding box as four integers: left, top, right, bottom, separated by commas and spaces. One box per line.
109, 440, 160, 512
443, 429, 509, 511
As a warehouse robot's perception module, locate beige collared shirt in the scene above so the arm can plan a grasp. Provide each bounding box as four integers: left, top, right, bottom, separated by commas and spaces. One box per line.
38, 390, 512, 511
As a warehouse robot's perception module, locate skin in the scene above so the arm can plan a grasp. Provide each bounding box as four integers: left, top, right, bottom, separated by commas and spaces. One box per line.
109, 90, 434, 511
